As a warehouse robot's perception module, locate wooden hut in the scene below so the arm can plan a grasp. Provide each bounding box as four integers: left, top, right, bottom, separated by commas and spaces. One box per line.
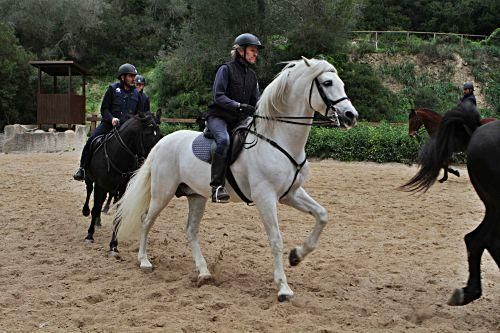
30, 61, 89, 128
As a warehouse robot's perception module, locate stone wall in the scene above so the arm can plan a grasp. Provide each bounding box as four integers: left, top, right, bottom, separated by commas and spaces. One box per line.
2, 125, 88, 153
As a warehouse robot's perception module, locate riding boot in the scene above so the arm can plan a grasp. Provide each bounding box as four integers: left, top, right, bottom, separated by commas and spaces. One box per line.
210, 152, 230, 203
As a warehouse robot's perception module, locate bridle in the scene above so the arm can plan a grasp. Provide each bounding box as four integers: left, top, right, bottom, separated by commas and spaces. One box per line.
236, 73, 350, 203
253, 75, 349, 127
103, 121, 155, 177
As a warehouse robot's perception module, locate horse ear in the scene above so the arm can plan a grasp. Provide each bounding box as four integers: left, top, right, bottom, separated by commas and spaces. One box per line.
301, 56, 311, 67
155, 108, 163, 124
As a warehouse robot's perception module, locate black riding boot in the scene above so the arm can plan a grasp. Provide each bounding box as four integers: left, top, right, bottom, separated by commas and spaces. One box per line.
210, 152, 230, 203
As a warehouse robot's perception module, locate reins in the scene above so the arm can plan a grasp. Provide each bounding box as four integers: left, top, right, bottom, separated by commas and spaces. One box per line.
234, 74, 350, 203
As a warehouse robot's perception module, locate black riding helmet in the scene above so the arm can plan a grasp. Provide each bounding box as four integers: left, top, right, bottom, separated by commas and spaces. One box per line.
135, 74, 146, 86
463, 82, 474, 91
117, 63, 138, 79
234, 33, 264, 49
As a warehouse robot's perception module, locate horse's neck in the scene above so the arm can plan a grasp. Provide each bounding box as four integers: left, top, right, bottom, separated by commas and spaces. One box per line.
255, 111, 312, 160
116, 126, 141, 153
419, 111, 441, 135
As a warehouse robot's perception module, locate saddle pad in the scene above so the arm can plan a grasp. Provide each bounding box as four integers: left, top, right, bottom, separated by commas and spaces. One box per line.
192, 133, 214, 163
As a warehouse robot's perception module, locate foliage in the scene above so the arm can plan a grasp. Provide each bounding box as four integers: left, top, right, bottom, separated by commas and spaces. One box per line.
340, 63, 400, 122
157, 121, 423, 163
0, 23, 35, 130
359, 0, 500, 36
306, 122, 421, 163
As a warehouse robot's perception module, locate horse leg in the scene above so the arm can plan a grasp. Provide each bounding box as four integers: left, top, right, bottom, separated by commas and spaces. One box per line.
254, 193, 293, 302
137, 188, 174, 272
82, 179, 93, 216
85, 186, 106, 243
447, 167, 460, 178
438, 167, 449, 183
185, 195, 210, 286
448, 209, 492, 306
281, 187, 328, 266
102, 193, 113, 214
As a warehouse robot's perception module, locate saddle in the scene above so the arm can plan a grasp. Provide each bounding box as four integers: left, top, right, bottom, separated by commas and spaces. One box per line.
192, 117, 253, 165
88, 132, 114, 163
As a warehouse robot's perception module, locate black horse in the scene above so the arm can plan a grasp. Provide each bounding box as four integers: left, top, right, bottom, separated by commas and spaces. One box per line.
401, 103, 500, 306
81, 113, 162, 243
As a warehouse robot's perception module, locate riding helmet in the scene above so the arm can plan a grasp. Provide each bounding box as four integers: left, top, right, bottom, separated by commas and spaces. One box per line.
234, 33, 264, 49
117, 63, 138, 79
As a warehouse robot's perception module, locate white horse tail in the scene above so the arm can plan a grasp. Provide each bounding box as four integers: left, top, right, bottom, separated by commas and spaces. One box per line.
115, 157, 152, 240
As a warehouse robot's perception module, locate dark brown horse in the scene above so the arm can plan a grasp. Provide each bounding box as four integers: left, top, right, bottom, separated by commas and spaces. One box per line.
408, 108, 496, 183
402, 103, 499, 306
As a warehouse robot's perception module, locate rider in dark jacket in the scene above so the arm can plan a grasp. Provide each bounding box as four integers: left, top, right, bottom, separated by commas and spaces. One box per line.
73, 63, 142, 181
135, 74, 151, 115
205, 33, 263, 203
460, 82, 477, 106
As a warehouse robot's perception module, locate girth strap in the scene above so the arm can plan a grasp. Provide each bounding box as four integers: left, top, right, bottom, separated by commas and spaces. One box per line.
226, 127, 307, 205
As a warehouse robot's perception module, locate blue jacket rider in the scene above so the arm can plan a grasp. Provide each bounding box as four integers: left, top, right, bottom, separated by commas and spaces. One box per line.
205, 33, 263, 203
73, 63, 142, 181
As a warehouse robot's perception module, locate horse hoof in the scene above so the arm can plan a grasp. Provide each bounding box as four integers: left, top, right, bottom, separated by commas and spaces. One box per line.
84, 238, 94, 244
82, 208, 90, 217
289, 248, 301, 266
197, 274, 213, 287
278, 294, 293, 302
94, 219, 102, 227
140, 265, 153, 273
108, 250, 120, 259
447, 288, 464, 306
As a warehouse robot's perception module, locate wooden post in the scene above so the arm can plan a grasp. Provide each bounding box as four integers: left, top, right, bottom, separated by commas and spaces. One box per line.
37, 68, 41, 128
82, 74, 86, 125
375, 31, 378, 50
68, 65, 72, 129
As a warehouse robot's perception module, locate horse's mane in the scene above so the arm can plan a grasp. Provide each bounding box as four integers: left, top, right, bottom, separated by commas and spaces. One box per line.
414, 108, 442, 121
402, 103, 481, 192
255, 58, 336, 132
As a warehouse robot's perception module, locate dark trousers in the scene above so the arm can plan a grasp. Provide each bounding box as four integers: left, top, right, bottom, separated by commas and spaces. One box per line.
79, 122, 113, 167
206, 116, 230, 155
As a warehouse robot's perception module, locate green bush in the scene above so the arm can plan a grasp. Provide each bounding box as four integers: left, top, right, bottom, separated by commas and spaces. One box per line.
158, 121, 423, 163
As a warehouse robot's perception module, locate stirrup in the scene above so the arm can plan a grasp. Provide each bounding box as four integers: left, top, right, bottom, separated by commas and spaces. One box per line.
212, 186, 229, 203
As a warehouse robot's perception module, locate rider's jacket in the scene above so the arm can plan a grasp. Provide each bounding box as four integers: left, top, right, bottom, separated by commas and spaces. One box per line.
206, 57, 260, 127
460, 93, 477, 106
139, 91, 151, 115
100, 82, 142, 125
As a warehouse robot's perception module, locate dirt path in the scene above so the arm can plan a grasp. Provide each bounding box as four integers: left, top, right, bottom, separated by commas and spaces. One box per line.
0, 153, 498, 332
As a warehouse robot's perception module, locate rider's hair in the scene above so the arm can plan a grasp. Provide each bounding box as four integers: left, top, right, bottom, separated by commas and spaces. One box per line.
231, 44, 241, 59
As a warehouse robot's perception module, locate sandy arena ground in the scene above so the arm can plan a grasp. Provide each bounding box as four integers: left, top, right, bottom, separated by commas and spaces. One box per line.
0, 152, 498, 332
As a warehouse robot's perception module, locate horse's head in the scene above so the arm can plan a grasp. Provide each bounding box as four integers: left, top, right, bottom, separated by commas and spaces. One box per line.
120, 113, 162, 159
303, 57, 358, 128
138, 112, 163, 157
408, 108, 422, 137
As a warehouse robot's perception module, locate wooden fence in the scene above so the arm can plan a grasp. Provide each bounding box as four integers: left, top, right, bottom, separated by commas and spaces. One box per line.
350, 30, 491, 50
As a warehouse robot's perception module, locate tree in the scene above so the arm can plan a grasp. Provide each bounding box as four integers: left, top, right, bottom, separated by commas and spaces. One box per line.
0, 23, 35, 129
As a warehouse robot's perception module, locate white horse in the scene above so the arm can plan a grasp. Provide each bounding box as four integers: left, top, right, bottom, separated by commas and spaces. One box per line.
114, 57, 358, 301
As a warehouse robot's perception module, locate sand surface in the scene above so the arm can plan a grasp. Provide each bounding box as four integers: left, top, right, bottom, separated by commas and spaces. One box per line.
0, 152, 498, 332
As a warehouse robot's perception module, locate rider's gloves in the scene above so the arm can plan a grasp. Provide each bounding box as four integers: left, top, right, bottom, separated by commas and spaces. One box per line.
239, 104, 256, 117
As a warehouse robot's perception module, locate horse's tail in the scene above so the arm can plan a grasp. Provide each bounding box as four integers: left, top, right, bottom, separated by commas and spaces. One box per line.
115, 157, 152, 240
401, 103, 481, 192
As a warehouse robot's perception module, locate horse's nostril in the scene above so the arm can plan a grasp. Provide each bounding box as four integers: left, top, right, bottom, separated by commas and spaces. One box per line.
345, 111, 355, 120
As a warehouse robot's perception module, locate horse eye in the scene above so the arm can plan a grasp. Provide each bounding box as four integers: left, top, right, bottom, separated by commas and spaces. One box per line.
323, 80, 332, 86
154, 131, 157, 136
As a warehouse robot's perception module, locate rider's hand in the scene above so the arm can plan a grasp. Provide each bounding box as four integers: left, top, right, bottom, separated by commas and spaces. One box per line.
111, 118, 120, 126
239, 104, 256, 116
